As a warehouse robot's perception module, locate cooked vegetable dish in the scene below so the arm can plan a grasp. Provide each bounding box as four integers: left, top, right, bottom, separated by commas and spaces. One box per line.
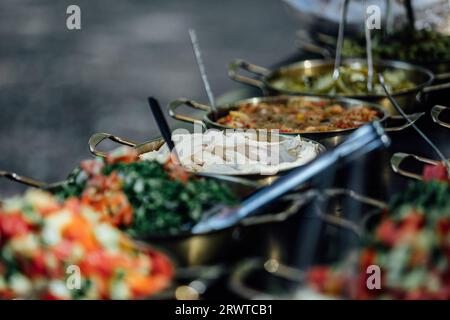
216, 99, 380, 133
307, 163, 450, 300
56, 148, 238, 236
0, 189, 173, 299
342, 28, 450, 63
269, 66, 415, 96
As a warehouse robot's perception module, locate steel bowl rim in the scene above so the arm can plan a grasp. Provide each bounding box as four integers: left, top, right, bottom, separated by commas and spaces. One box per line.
136, 131, 327, 176
259, 58, 435, 99
202, 94, 390, 135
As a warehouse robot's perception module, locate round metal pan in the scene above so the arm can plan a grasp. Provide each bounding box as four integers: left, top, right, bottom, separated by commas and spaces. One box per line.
88, 132, 326, 182
0, 143, 312, 267
168, 95, 423, 147
228, 58, 448, 115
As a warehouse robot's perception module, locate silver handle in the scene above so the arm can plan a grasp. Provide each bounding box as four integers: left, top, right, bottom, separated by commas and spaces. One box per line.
431, 105, 450, 129
88, 132, 138, 158
0, 170, 47, 188
384, 112, 424, 132
167, 98, 209, 128
228, 59, 268, 89
390, 152, 440, 181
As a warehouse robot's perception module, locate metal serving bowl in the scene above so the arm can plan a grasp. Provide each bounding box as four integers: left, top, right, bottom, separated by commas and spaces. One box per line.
0, 168, 313, 266
88, 131, 326, 185
228, 58, 446, 115
1, 135, 315, 267
168, 95, 423, 147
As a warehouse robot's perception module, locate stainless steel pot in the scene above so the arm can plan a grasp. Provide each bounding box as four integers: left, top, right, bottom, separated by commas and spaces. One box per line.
228, 188, 387, 299
228, 58, 446, 115
168, 95, 423, 147
87, 132, 325, 191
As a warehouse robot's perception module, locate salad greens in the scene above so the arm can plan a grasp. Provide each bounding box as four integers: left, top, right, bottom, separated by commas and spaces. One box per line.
342, 28, 450, 63
55, 159, 238, 236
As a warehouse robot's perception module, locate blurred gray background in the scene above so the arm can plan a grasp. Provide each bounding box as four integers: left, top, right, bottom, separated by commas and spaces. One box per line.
0, 0, 299, 196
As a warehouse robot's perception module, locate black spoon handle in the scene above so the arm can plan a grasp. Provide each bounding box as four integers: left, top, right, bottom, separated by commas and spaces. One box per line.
148, 96, 175, 151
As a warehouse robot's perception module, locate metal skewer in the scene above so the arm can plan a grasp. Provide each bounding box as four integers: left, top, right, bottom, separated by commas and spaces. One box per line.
188, 29, 217, 112
378, 74, 450, 175
332, 0, 350, 81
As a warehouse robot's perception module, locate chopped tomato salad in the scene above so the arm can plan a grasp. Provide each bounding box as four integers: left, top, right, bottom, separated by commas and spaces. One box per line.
0, 190, 173, 299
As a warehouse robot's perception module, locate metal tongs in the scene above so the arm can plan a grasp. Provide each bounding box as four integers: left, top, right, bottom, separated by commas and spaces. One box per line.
192, 122, 390, 234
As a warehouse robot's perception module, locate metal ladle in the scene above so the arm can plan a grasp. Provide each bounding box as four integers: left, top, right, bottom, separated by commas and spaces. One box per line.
189, 29, 217, 113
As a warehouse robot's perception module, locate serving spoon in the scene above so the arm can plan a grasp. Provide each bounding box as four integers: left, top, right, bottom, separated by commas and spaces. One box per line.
378, 74, 450, 175
192, 122, 390, 234
189, 29, 217, 113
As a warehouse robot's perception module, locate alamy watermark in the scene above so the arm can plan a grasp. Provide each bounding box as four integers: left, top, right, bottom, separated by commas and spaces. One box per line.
366, 5, 381, 30
66, 5, 81, 30
366, 264, 381, 290
66, 265, 81, 290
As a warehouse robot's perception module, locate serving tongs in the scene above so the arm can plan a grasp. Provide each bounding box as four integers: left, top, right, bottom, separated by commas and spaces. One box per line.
192, 122, 390, 234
